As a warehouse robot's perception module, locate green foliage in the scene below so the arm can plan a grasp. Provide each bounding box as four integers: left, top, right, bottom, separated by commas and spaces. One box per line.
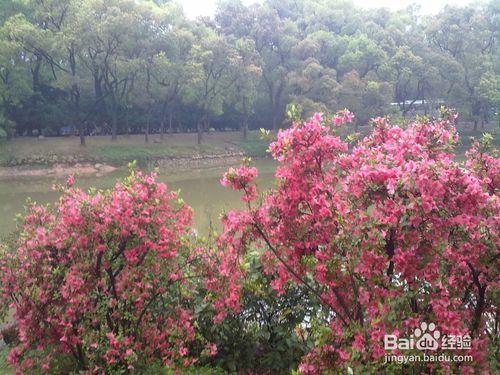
196, 249, 313, 373
0, 346, 10, 374
163, 365, 228, 375
0, 0, 497, 139
236, 136, 270, 157
286, 102, 303, 123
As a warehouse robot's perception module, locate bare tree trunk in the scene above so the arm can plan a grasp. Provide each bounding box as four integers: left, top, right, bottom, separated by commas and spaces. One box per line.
168, 111, 173, 134
145, 103, 154, 143
242, 119, 248, 140
204, 117, 209, 133
242, 98, 248, 140
111, 110, 118, 140
93, 71, 107, 128
125, 108, 129, 135
197, 111, 206, 145
32, 55, 42, 136
69, 44, 85, 147
110, 94, 118, 140
266, 79, 283, 133
79, 127, 85, 146
160, 101, 167, 140
271, 98, 278, 132
242, 111, 248, 140
197, 118, 203, 145
160, 116, 165, 140
75, 91, 85, 146
145, 116, 150, 143
72, 82, 84, 146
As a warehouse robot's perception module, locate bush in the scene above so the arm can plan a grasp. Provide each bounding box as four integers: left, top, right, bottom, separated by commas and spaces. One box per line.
196, 250, 312, 373
0, 113, 14, 139
0, 169, 216, 373
217, 111, 499, 373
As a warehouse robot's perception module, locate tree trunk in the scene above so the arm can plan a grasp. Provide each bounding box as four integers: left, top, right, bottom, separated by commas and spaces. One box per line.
242, 98, 248, 140
79, 126, 85, 146
32, 55, 42, 136
110, 97, 118, 141
160, 117, 165, 140
168, 111, 173, 134
74, 90, 85, 146
93, 71, 107, 128
197, 117, 203, 145
271, 93, 279, 133
160, 101, 167, 140
145, 116, 150, 143
266, 79, 284, 133
204, 117, 209, 133
242, 119, 248, 140
241, 112, 249, 140
125, 108, 129, 135
69, 45, 85, 147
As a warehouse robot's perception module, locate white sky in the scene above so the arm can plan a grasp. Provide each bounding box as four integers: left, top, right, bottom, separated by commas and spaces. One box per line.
180, 0, 476, 19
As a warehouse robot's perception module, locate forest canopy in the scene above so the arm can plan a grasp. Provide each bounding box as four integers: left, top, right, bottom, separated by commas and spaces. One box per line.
0, 0, 498, 143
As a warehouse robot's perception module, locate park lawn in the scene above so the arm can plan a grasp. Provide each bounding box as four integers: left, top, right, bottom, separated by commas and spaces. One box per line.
0, 131, 269, 167
0, 123, 497, 167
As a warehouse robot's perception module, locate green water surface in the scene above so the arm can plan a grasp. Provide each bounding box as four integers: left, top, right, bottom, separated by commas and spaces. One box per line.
0, 159, 276, 238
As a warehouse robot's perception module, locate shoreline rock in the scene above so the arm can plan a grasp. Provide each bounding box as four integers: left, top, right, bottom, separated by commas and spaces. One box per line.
0, 152, 250, 179
0, 162, 117, 179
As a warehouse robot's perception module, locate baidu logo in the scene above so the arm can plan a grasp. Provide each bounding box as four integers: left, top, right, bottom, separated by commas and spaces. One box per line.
384, 322, 471, 351
414, 322, 440, 350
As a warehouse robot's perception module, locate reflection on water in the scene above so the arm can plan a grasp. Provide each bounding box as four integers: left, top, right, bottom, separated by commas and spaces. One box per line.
0, 159, 276, 237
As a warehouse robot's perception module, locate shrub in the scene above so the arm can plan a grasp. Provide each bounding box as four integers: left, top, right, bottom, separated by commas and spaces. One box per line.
196, 250, 312, 373
0, 170, 215, 373
217, 111, 499, 373
0, 113, 14, 139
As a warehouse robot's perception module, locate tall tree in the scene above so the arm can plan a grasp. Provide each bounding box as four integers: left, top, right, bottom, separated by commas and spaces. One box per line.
216, 1, 300, 132
148, 4, 194, 138
0, 32, 31, 137
228, 37, 262, 140
185, 27, 240, 144
426, 4, 498, 128
77, 0, 155, 140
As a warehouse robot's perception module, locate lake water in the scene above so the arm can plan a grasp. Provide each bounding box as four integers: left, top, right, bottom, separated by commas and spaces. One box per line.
0, 159, 276, 238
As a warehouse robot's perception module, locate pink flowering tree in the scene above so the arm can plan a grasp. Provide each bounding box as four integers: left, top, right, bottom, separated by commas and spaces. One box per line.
217, 110, 499, 373
0, 169, 217, 373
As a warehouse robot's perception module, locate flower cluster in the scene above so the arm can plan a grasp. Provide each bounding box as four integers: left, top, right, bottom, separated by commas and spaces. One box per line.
219, 113, 499, 373
332, 108, 355, 126
0, 171, 215, 373
221, 165, 259, 202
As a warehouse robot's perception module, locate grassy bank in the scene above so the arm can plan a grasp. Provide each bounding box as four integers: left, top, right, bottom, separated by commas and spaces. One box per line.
0, 131, 270, 168
0, 123, 497, 169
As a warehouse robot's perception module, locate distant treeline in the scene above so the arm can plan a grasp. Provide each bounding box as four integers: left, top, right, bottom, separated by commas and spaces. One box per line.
0, 0, 498, 144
